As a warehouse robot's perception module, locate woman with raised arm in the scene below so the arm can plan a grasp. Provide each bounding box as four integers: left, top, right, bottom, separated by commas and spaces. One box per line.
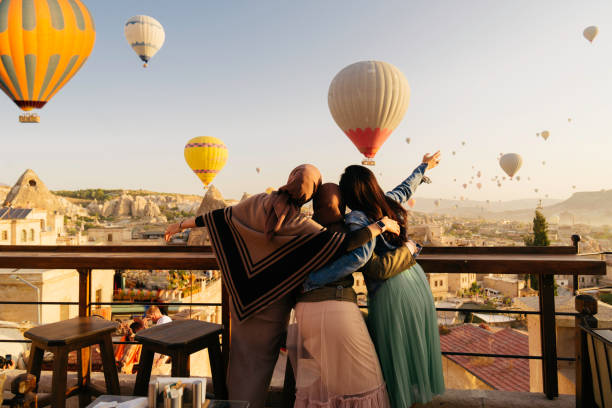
164, 164, 400, 408
302, 152, 445, 408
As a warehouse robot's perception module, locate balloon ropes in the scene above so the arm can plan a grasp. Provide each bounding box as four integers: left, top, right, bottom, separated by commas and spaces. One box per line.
184, 136, 228, 188
124, 15, 165, 67
328, 60, 410, 165
0, 0, 96, 123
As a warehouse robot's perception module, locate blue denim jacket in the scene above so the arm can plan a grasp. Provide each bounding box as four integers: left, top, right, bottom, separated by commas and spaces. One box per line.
302, 162, 427, 294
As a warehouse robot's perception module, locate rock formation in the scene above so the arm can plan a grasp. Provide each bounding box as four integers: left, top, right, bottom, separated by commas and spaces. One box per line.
188, 185, 227, 245
2, 169, 86, 216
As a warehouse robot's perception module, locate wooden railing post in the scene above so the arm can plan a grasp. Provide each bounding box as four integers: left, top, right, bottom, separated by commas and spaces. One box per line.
572, 235, 581, 294
77, 268, 92, 406
221, 279, 231, 371
575, 294, 598, 408
539, 272, 559, 399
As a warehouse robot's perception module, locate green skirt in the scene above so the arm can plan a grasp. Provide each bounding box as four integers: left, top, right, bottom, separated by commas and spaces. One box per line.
367, 263, 445, 407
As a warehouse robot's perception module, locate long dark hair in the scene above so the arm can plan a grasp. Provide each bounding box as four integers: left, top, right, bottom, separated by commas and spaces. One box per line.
339, 165, 408, 247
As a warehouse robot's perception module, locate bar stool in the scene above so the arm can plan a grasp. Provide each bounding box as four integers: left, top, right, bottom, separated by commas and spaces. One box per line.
24, 317, 120, 408
133, 319, 227, 399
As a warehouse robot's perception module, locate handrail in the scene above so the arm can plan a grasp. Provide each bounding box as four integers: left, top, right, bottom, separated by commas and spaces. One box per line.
0, 244, 606, 400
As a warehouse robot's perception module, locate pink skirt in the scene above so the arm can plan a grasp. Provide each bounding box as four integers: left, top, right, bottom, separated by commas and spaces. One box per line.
290, 301, 389, 408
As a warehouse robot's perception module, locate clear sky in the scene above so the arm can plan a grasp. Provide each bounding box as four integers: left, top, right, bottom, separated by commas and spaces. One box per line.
1, 0, 610, 201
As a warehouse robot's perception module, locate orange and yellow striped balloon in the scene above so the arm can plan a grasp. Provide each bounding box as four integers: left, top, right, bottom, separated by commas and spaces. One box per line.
0, 0, 95, 112
184, 136, 228, 187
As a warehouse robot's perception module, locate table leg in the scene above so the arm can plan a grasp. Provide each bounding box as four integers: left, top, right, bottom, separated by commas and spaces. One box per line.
26, 343, 44, 391
77, 268, 92, 406
52, 348, 68, 408
100, 335, 121, 395
208, 340, 228, 399
171, 352, 189, 377
134, 347, 155, 396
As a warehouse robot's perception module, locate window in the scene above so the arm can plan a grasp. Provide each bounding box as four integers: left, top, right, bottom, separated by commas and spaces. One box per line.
1, 230, 7, 241
21, 230, 27, 242
107, 234, 113, 242
29, 229, 35, 241
434, 281, 438, 287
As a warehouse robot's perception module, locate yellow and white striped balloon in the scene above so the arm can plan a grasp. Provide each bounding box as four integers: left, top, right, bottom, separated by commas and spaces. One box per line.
184, 137, 228, 187
124, 15, 165, 67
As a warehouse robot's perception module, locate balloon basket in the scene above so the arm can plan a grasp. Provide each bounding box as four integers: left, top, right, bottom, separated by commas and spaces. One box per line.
361, 159, 376, 166
19, 113, 40, 123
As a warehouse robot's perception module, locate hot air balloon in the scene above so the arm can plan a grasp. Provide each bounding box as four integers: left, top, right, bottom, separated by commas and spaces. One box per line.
541, 131, 550, 140
184, 136, 228, 188
528, 177, 531, 181
572, 185, 576, 189
469, 180, 473, 184
503, 177, 507, 181
499, 153, 523, 178
516, 176, 521, 181
125, 16, 165, 67
328, 61, 410, 165
534, 188, 539, 193
452, 151, 456, 156
486, 199, 490, 204
542, 161, 546, 166
568, 118, 572, 123
407, 198, 416, 208
536, 133, 540, 137
405, 137, 411, 144
462, 141, 466, 146
434, 200, 440, 207
583, 26, 598, 43
476, 182, 482, 190
462, 183, 467, 189
477, 171, 482, 178
0, 0, 96, 123
453, 178, 457, 182
256, 167, 261, 174
545, 194, 549, 198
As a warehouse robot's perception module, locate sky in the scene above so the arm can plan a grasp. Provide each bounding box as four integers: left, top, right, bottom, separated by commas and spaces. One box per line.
0, 0, 611, 201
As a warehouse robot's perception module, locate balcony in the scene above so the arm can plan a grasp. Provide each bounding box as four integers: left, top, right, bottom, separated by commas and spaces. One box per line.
0, 243, 607, 408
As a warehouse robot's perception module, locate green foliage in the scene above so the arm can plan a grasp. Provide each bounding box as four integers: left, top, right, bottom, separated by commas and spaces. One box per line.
54, 189, 121, 202
600, 293, 612, 306
525, 210, 550, 289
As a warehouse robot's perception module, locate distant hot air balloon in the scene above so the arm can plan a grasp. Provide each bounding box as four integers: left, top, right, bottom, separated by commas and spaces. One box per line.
476, 183, 482, 190
516, 176, 521, 181
541, 131, 550, 141
265, 187, 275, 194
405, 137, 411, 144
184, 136, 228, 187
462, 183, 467, 189
125, 16, 165, 67
486, 199, 490, 204
452, 151, 456, 156
328, 61, 410, 165
469, 180, 473, 184
453, 178, 457, 182
477, 171, 482, 178
0, 0, 96, 123
568, 118, 572, 123
497, 183, 502, 188
572, 185, 576, 189
454, 204, 458, 209
542, 161, 546, 166
256, 167, 261, 174
528, 177, 531, 181
499, 153, 523, 178
534, 188, 539, 193
462, 141, 466, 146
407, 198, 416, 208
503, 177, 507, 181
545, 194, 549, 198
536, 133, 540, 137
583, 26, 599, 43
434, 200, 440, 207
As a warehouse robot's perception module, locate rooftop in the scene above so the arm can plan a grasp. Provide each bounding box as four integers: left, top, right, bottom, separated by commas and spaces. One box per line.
0, 207, 32, 220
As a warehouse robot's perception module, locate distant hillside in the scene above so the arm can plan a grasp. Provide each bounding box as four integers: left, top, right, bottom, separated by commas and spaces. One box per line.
413, 198, 562, 213
53, 188, 202, 203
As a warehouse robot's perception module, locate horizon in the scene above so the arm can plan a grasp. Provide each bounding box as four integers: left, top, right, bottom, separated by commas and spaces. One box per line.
1, 1, 611, 201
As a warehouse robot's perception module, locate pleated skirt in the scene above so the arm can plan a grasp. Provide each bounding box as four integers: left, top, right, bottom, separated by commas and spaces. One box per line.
367, 263, 445, 407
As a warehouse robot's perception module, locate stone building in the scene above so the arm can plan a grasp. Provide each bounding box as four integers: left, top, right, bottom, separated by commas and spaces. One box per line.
0, 269, 114, 324
483, 276, 525, 298
0, 208, 63, 245
86, 227, 132, 244
427, 273, 450, 301
447, 273, 477, 296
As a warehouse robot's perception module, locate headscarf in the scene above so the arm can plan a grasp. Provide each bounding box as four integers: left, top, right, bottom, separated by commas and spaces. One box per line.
312, 183, 346, 227
265, 164, 322, 239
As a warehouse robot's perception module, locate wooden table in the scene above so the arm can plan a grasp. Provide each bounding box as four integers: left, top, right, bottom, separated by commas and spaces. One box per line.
24, 317, 120, 408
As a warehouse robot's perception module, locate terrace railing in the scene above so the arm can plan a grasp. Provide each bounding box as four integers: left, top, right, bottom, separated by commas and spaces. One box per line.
0, 239, 606, 405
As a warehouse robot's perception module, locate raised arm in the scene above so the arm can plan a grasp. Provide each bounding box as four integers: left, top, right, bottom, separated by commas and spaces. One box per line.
386, 151, 440, 204
302, 211, 374, 292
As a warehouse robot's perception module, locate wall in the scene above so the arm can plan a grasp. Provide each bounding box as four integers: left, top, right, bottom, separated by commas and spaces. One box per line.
442, 356, 494, 390
428, 273, 449, 301
448, 273, 477, 296
0, 219, 42, 245
483, 276, 523, 298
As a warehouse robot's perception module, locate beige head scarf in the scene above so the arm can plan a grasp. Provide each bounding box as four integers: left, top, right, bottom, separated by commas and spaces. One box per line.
265, 164, 322, 239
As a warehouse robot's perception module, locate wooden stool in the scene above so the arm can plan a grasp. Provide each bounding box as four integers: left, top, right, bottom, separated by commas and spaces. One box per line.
133, 320, 227, 399
24, 317, 120, 408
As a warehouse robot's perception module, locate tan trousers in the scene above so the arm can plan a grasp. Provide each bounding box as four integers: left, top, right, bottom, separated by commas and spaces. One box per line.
227, 295, 293, 408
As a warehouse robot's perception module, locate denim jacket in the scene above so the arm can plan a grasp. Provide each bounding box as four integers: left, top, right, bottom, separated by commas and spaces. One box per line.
302, 162, 427, 294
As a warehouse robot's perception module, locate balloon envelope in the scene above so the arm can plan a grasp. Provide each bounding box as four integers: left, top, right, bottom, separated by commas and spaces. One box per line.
405, 137, 411, 144
499, 153, 523, 178
184, 136, 228, 187
583, 26, 598, 43
407, 198, 416, 208
541, 130, 550, 140
0, 0, 96, 112
125, 15, 165, 65
328, 60, 410, 159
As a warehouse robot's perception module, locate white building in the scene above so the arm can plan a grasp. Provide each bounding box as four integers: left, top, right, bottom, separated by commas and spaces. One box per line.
0, 207, 64, 245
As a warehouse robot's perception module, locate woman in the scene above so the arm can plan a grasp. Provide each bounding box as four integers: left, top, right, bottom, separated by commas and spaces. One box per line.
291, 183, 416, 408
303, 152, 444, 407
164, 164, 400, 408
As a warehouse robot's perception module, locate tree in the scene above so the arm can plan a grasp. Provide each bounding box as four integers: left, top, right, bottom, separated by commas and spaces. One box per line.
524, 210, 550, 290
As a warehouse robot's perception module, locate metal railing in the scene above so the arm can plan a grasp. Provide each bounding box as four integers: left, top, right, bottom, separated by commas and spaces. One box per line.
0, 241, 607, 405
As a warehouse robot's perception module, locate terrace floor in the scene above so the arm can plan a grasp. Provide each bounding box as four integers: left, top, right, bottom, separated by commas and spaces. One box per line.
1, 370, 575, 408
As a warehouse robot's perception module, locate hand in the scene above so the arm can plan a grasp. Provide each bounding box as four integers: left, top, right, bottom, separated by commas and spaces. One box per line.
422, 151, 441, 170
381, 216, 401, 235
165, 223, 181, 242
406, 240, 417, 254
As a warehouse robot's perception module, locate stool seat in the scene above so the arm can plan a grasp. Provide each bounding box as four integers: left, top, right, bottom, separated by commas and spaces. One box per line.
133, 320, 227, 399
24, 317, 120, 408
25, 317, 117, 347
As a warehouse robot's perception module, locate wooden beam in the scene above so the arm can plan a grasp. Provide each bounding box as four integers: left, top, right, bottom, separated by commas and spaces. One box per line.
539, 272, 558, 399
